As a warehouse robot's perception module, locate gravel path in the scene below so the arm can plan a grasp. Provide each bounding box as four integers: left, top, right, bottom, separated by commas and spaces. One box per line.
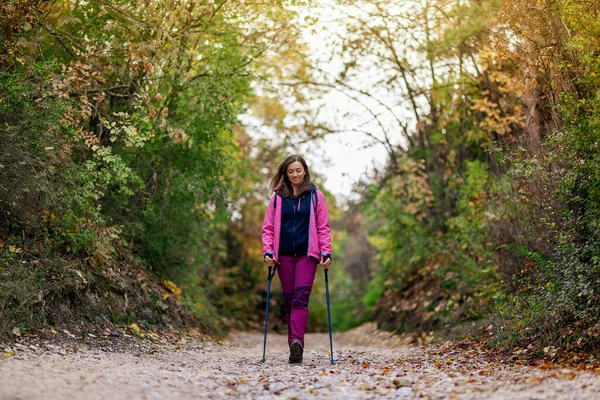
1, 323, 599, 399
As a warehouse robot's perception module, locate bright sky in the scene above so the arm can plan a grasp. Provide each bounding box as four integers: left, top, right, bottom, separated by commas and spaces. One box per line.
296, 3, 403, 201
246, 2, 416, 202
315, 133, 387, 199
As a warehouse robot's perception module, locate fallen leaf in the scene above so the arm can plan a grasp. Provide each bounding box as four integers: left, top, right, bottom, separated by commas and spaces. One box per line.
129, 323, 142, 336
8, 245, 22, 253
525, 377, 543, 384
163, 280, 182, 300
540, 362, 553, 370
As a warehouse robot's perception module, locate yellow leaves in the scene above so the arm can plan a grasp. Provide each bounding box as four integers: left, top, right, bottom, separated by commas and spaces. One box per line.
8, 245, 22, 253
129, 323, 142, 336
591, 72, 597, 77
251, 96, 287, 129
42, 210, 56, 224
470, 97, 498, 114
540, 362, 553, 370
74, 270, 87, 284
163, 280, 182, 300
385, 158, 434, 220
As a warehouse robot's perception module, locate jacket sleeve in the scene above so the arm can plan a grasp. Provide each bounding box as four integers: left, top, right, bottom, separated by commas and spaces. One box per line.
315, 190, 332, 256
262, 194, 276, 257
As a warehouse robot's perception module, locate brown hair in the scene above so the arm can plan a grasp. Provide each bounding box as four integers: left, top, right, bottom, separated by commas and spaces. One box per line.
270, 155, 313, 197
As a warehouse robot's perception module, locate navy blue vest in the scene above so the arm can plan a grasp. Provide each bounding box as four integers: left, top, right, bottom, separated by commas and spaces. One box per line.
278, 193, 311, 256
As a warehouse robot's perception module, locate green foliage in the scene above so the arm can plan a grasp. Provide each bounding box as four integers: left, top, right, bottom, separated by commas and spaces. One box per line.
483, 0, 600, 353
0, 64, 127, 253
332, 0, 524, 337
362, 271, 385, 309
308, 266, 372, 332
0, 0, 316, 336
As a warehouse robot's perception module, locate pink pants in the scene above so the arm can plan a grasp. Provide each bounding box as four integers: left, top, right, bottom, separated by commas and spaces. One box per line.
277, 255, 318, 347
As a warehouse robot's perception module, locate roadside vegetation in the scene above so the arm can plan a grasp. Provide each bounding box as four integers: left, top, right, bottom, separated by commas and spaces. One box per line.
3, 0, 600, 363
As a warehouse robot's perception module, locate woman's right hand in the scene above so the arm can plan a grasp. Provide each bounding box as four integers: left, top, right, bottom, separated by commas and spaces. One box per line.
264, 253, 275, 266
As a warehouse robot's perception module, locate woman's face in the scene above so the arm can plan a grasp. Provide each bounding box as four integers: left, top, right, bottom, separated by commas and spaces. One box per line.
286, 161, 306, 186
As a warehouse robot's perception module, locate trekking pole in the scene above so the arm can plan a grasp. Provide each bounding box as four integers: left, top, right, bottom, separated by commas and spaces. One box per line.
261, 264, 276, 363
324, 267, 335, 364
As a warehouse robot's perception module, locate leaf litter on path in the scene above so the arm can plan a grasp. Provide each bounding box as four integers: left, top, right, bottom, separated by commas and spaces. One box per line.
0, 323, 599, 399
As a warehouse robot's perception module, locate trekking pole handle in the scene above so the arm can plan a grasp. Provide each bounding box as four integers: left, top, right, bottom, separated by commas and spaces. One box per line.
265, 251, 276, 281
323, 252, 330, 282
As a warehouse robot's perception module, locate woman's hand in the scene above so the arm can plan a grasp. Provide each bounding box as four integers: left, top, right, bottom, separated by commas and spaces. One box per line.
320, 253, 332, 270
264, 253, 276, 267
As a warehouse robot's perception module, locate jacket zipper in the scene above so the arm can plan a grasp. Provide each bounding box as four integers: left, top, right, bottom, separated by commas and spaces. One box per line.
293, 197, 296, 256
307, 192, 311, 257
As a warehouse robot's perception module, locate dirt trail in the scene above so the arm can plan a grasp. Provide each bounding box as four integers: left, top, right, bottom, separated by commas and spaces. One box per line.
1, 323, 599, 399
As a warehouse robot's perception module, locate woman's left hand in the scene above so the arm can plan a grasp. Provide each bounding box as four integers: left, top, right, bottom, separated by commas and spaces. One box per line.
320, 254, 332, 269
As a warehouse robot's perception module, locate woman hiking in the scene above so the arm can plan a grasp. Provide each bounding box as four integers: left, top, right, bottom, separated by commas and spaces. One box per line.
262, 155, 332, 364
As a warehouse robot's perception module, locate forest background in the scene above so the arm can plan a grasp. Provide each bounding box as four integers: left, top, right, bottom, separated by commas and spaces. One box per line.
2, 0, 600, 359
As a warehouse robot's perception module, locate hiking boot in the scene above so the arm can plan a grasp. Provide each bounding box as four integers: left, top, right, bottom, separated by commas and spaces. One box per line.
289, 340, 303, 364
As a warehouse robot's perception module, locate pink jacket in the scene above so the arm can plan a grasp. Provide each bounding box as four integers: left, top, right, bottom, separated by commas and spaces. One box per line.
262, 188, 332, 262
